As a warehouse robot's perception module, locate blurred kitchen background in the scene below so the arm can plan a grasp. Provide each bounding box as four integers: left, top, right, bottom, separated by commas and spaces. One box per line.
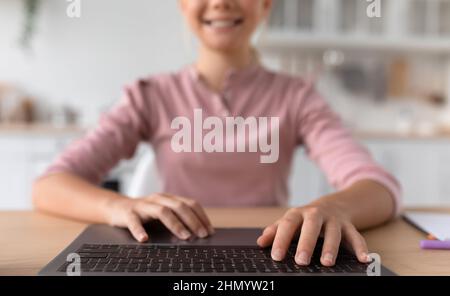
1, 0, 450, 210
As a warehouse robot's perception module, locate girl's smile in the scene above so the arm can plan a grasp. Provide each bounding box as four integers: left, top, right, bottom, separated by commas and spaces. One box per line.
179, 0, 272, 52
202, 17, 244, 33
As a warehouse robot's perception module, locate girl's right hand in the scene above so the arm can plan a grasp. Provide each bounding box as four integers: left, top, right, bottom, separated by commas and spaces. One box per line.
104, 193, 215, 242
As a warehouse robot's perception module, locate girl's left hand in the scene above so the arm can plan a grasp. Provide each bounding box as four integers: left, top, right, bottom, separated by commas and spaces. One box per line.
256, 202, 370, 266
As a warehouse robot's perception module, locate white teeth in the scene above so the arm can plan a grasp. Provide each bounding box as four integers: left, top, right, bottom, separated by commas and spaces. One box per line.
209, 20, 236, 28
205, 19, 242, 28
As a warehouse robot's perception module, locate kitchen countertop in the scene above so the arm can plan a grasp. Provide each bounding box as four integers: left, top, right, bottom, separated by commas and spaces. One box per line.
2, 123, 450, 140
0, 123, 84, 135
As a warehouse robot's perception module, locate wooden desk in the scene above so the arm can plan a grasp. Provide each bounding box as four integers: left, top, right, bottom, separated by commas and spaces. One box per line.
0, 208, 449, 276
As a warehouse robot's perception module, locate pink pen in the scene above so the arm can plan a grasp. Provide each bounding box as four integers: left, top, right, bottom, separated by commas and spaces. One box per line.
420, 240, 450, 250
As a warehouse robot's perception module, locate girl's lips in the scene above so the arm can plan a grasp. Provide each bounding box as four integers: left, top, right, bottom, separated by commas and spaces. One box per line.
202, 18, 244, 29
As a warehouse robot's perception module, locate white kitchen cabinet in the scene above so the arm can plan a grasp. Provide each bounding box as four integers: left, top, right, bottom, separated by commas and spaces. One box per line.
0, 130, 147, 210
0, 132, 80, 210
366, 138, 450, 206
288, 137, 450, 207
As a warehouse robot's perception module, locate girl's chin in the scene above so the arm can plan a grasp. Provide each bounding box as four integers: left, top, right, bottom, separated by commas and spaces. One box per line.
200, 37, 247, 52
202, 42, 244, 53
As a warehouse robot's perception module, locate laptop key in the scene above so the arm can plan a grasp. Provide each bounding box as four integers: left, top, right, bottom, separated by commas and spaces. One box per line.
84, 244, 100, 249
57, 263, 70, 272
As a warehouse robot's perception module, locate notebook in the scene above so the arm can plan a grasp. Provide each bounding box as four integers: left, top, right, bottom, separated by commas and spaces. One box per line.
403, 211, 450, 241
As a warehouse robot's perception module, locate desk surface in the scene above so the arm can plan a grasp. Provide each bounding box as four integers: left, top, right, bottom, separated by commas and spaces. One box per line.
0, 208, 449, 276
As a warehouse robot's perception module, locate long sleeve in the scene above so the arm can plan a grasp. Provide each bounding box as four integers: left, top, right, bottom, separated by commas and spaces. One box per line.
296, 82, 402, 217
42, 80, 153, 185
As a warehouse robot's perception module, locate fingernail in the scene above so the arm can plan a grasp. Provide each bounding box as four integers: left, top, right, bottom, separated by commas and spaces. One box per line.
361, 252, 369, 262
139, 233, 148, 242
198, 228, 208, 238
181, 230, 191, 239
296, 251, 310, 265
322, 253, 334, 265
256, 237, 265, 247
271, 248, 283, 261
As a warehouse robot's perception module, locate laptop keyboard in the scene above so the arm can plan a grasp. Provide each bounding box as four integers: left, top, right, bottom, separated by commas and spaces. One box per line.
58, 243, 369, 274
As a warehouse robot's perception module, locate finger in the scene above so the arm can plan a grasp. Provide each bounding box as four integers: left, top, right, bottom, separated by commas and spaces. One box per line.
176, 195, 215, 235
126, 212, 148, 242
295, 212, 323, 266
153, 195, 209, 238
271, 211, 302, 261
159, 193, 214, 234
342, 224, 369, 263
257, 222, 279, 247
137, 203, 192, 240
320, 221, 342, 266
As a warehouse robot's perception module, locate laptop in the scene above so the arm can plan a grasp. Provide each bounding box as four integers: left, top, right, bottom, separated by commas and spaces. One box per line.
39, 220, 396, 276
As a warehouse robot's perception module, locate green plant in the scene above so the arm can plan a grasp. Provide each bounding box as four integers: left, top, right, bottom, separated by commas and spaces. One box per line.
19, 0, 40, 50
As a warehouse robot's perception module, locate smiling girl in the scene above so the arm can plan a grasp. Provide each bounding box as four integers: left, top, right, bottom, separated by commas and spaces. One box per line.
32, 0, 402, 267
